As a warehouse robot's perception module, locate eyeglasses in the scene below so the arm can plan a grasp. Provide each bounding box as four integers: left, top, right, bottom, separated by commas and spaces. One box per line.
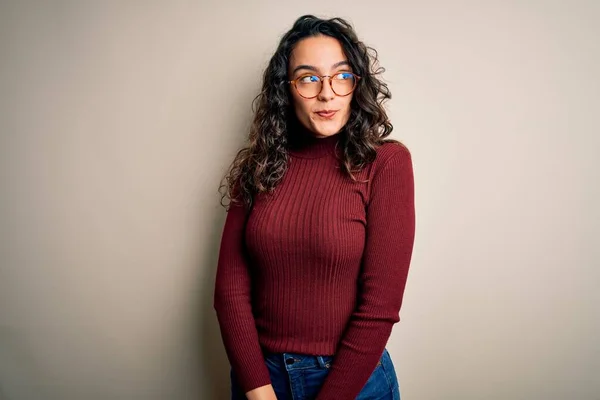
287, 72, 361, 99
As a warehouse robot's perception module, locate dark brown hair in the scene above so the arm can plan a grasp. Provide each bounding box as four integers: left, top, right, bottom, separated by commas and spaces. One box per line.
219, 15, 400, 209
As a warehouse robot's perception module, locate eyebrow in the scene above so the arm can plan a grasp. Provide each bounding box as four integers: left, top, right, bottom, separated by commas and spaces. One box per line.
291, 60, 351, 75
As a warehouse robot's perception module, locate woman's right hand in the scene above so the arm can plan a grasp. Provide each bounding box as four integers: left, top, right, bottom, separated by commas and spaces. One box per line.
245, 384, 277, 400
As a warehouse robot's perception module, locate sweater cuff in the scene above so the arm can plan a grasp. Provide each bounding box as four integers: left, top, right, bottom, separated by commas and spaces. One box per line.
234, 363, 272, 394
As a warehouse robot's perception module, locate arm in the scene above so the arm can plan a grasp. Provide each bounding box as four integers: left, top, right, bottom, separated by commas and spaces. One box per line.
316, 146, 416, 399
213, 193, 272, 394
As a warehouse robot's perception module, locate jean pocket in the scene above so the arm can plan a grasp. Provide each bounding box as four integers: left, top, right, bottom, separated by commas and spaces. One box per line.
379, 349, 400, 395
302, 363, 331, 399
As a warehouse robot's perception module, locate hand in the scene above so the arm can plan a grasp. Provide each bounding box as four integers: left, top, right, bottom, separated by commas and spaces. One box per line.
245, 384, 277, 400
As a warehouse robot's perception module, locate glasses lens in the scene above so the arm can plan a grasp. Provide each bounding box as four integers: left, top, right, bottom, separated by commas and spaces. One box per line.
296, 75, 321, 98
294, 73, 357, 98
331, 73, 356, 96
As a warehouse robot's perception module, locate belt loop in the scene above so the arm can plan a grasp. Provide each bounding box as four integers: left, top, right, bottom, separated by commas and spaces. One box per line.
316, 355, 328, 368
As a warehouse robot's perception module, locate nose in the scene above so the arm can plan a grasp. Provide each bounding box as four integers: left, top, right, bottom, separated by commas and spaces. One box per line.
317, 76, 335, 101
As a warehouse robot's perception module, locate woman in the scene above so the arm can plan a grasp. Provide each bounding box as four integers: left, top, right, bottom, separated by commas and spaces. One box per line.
213, 15, 415, 400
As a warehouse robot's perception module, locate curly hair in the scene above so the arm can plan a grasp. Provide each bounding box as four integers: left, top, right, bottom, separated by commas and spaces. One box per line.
219, 14, 400, 209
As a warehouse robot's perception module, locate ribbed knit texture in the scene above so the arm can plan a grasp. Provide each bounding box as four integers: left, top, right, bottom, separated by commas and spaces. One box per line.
213, 129, 415, 399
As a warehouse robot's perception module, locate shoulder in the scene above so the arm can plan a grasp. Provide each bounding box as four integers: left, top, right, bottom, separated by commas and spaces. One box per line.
371, 141, 413, 175
365, 141, 414, 199
363, 141, 414, 206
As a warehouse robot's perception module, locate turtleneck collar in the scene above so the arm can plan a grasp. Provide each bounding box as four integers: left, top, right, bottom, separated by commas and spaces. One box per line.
287, 125, 344, 159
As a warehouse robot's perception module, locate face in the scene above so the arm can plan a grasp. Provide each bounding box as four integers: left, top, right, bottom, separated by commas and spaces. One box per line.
288, 35, 355, 138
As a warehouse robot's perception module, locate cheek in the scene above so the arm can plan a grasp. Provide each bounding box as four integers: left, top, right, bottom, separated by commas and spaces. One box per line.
341, 98, 353, 121
293, 97, 313, 120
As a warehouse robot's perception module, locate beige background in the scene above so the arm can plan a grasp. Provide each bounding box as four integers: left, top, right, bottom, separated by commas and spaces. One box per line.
1, 1, 598, 399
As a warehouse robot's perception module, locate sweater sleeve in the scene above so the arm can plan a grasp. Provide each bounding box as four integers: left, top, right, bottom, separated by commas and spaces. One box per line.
316, 146, 416, 400
213, 193, 272, 393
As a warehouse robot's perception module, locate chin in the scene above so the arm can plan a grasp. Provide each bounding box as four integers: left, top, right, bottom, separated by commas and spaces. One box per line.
311, 123, 343, 137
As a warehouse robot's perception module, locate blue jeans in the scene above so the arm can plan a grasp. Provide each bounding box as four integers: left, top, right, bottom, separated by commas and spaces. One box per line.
230, 348, 400, 399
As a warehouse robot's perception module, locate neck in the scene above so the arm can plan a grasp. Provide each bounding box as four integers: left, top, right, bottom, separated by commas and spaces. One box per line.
287, 124, 343, 159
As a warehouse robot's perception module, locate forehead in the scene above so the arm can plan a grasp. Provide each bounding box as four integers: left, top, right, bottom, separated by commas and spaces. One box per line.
289, 35, 347, 71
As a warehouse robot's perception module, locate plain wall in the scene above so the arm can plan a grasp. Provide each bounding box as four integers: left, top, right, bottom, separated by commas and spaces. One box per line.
1, 1, 598, 399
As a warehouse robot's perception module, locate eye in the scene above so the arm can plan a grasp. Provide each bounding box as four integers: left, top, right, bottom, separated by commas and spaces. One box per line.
298, 75, 320, 83
334, 72, 353, 80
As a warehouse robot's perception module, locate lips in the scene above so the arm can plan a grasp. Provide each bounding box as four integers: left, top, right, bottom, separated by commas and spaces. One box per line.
315, 110, 338, 118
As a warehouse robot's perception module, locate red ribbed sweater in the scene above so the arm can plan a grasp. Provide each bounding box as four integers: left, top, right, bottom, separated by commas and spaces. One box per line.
213, 130, 415, 399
